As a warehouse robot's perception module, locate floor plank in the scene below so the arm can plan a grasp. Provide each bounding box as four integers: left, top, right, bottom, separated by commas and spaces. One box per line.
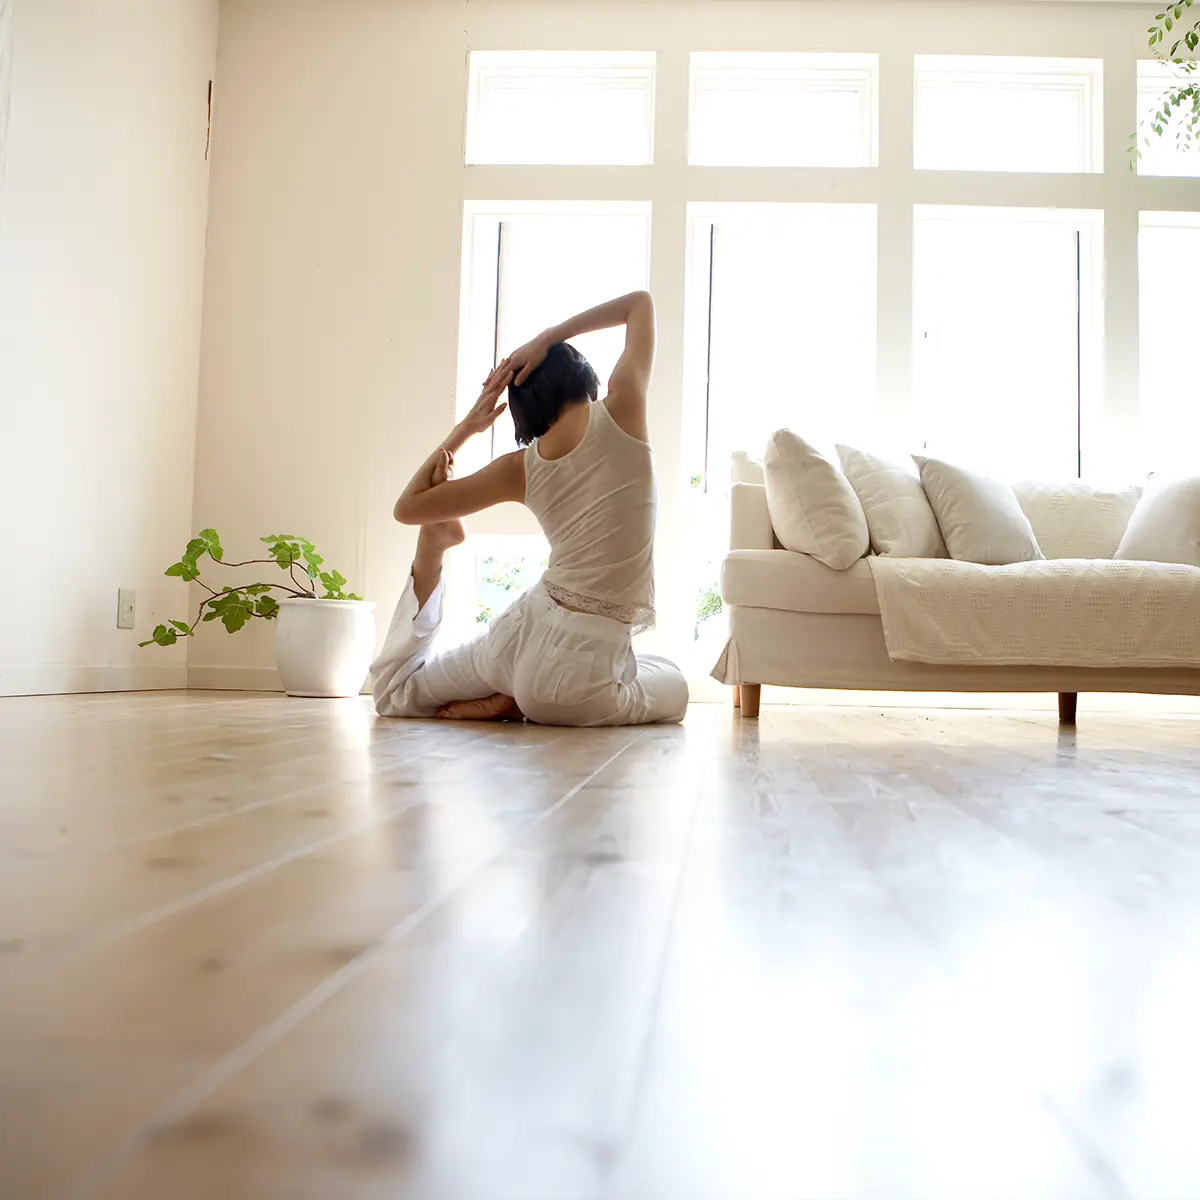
0, 692, 1198, 1199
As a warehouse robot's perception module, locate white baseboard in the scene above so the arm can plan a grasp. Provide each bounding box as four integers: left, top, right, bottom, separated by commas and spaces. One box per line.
0, 663, 187, 697
187, 665, 373, 696
186, 665, 285, 692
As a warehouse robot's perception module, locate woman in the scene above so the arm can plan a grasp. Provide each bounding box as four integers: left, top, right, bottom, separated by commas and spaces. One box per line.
370, 290, 689, 727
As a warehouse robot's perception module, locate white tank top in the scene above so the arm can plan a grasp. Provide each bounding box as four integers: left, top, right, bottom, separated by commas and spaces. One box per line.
524, 400, 656, 631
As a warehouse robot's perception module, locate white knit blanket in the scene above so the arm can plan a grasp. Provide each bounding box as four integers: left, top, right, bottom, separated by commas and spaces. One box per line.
868, 557, 1200, 667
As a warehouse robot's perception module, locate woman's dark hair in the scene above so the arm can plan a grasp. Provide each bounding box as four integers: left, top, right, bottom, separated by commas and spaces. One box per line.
508, 342, 600, 446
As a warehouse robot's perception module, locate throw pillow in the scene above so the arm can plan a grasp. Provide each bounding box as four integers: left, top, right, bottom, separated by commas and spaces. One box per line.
836, 444, 948, 558
1013, 480, 1142, 560
1114, 474, 1200, 567
763, 430, 869, 571
914, 456, 1044, 565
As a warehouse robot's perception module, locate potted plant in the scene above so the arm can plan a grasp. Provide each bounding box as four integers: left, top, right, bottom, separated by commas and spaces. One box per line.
142, 530, 375, 698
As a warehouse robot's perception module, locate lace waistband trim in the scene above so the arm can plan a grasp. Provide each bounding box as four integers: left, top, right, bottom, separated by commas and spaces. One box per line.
543, 581, 655, 634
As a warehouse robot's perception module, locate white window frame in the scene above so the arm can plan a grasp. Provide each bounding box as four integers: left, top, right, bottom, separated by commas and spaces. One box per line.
688, 52, 879, 168
914, 55, 1104, 174
465, 50, 657, 166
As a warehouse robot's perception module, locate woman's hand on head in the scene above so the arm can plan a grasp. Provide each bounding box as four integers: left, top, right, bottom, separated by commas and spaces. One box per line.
498, 332, 553, 386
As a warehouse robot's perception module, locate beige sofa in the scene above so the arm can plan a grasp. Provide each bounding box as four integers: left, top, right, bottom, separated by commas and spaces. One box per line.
713, 453, 1200, 722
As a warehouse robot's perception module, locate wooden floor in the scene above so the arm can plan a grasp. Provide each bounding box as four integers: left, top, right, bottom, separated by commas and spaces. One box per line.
2, 693, 1200, 1200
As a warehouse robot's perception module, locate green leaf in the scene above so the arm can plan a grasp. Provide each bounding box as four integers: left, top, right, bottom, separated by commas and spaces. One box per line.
202, 610, 220, 622
169, 619, 192, 634
242, 583, 272, 595
165, 561, 200, 582
255, 595, 279, 618
210, 591, 253, 633
302, 547, 324, 579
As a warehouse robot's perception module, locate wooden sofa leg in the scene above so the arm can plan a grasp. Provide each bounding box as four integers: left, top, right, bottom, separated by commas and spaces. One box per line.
1058, 692, 1078, 727
740, 684, 761, 719
733, 685, 741, 709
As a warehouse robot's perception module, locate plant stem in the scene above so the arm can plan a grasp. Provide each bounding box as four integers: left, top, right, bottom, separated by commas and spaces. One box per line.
207, 556, 286, 569
288, 562, 314, 595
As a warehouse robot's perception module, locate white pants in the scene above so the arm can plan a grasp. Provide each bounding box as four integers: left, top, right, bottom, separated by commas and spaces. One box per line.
370, 578, 689, 727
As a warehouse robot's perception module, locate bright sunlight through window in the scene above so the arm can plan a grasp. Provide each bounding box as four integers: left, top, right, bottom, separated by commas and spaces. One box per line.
1140, 212, 1200, 473
465, 51, 656, 165
914, 56, 1103, 173
914, 206, 1102, 479
689, 53, 878, 167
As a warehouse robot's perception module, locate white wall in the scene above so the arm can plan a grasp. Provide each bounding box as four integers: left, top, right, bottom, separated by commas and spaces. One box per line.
188, 0, 1194, 691
0, 0, 217, 696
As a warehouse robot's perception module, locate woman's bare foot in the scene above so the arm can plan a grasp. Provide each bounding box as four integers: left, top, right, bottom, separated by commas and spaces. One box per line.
422, 519, 466, 553
437, 693, 524, 722
412, 518, 464, 609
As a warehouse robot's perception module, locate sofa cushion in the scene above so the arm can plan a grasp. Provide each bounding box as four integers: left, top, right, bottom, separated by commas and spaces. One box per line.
1115, 474, 1200, 567
721, 549, 880, 616
914, 456, 1044, 565
762, 430, 869, 571
836, 444, 947, 558
1013, 480, 1142, 560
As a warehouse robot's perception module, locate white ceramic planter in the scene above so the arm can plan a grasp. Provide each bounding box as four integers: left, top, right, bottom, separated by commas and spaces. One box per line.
275, 598, 376, 698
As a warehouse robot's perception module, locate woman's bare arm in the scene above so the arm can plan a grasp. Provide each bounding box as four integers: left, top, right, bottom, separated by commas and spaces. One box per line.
500, 291, 656, 441
392, 366, 526, 524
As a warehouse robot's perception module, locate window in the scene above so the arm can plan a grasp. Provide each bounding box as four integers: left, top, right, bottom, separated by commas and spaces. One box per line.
465, 51, 656, 165
456, 203, 651, 473
1136, 61, 1200, 177
914, 56, 1103, 173
689, 53, 878, 167
678, 203, 876, 675
1140, 213, 1200, 473
685, 203, 878, 487
440, 535, 550, 650
914, 206, 1102, 479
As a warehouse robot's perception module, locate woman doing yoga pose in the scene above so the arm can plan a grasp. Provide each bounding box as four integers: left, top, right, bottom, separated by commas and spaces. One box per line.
370, 290, 689, 727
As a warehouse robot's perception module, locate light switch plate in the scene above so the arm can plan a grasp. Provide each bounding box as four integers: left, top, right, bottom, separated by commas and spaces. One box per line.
117, 588, 137, 630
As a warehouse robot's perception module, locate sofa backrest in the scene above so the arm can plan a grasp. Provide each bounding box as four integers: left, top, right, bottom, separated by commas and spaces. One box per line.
1013, 481, 1142, 559
731, 450, 766, 487
731, 451, 1143, 560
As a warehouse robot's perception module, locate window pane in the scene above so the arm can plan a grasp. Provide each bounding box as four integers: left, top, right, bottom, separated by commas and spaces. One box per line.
914, 208, 1100, 479
700, 205, 877, 477
1140, 214, 1200, 472
440, 535, 550, 650
458, 206, 651, 469
466, 51, 655, 165
915, 56, 1102, 173
1136, 62, 1200, 177
689, 53, 877, 167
